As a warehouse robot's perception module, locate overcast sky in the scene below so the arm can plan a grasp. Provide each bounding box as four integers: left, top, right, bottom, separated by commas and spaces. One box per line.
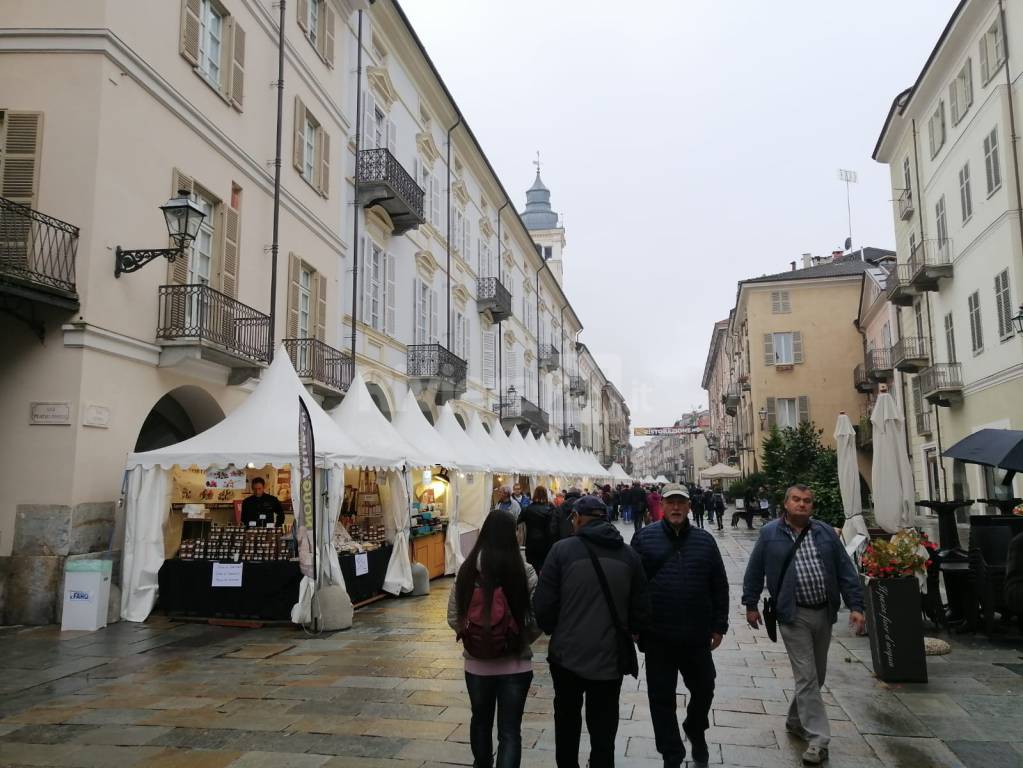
401, 0, 957, 446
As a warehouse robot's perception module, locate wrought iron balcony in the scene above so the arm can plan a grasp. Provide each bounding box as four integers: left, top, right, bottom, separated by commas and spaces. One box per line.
1, 196, 80, 334
407, 343, 467, 403
539, 343, 560, 372
477, 276, 512, 322
853, 363, 872, 393
283, 338, 353, 409
885, 263, 917, 307
892, 336, 929, 373
918, 363, 963, 407
563, 426, 581, 448
723, 385, 740, 416
494, 392, 548, 435
915, 410, 933, 436
908, 239, 953, 291
866, 347, 893, 381
356, 148, 425, 235
569, 374, 587, 398
897, 188, 914, 221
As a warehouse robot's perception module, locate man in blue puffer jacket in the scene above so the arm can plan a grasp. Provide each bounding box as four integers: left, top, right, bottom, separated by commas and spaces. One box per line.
632, 484, 728, 768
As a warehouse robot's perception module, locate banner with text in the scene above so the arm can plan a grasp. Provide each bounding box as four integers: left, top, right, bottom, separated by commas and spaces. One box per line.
634, 426, 704, 436
297, 398, 316, 581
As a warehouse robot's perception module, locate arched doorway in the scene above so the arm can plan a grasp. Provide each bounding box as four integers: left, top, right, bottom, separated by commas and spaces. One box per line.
134, 386, 225, 452
365, 382, 392, 422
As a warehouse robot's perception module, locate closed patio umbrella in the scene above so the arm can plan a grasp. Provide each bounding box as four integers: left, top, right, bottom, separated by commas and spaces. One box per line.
835, 412, 869, 544
870, 392, 915, 533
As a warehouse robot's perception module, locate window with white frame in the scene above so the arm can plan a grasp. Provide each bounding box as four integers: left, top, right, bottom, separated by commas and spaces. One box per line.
968, 290, 984, 354
198, 0, 223, 86
928, 101, 946, 158
944, 312, 957, 363
950, 59, 973, 125
773, 332, 794, 364
298, 266, 312, 339
413, 278, 439, 344
959, 163, 973, 222
302, 116, 316, 182
984, 127, 1001, 195
995, 268, 1014, 339
293, 97, 329, 196
776, 398, 798, 429
980, 16, 1006, 84
903, 157, 912, 194
367, 244, 383, 330
307, 0, 318, 45
358, 238, 394, 334
935, 195, 948, 247
450, 310, 470, 361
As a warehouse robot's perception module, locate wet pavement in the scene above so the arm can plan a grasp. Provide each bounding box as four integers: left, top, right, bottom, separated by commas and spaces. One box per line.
0, 520, 1021, 767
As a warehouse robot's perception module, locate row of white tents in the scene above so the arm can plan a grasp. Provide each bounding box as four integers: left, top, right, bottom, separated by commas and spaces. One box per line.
120, 350, 621, 622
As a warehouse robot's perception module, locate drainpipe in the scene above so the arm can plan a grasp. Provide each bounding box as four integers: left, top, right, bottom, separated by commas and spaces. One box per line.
495, 202, 508, 420
445, 117, 462, 350
999, 0, 1023, 262
349, 8, 364, 364
536, 259, 552, 420
268, 0, 286, 362
560, 305, 566, 436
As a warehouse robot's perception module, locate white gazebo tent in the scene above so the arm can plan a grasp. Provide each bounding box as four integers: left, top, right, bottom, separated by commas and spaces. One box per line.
699, 463, 741, 487
654, 474, 670, 484
434, 404, 491, 572
392, 389, 460, 469
121, 351, 401, 623
508, 427, 541, 477
642, 474, 656, 484
488, 420, 524, 478
609, 463, 631, 483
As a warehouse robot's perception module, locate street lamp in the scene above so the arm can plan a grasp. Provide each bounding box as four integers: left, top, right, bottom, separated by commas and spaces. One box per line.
1011, 304, 1023, 335
114, 189, 207, 277
758, 407, 769, 428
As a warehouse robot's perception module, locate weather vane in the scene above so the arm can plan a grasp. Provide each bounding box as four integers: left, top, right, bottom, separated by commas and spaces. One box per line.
533, 150, 541, 176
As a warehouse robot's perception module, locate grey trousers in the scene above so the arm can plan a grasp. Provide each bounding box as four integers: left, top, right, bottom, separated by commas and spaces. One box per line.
779, 606, 833, 748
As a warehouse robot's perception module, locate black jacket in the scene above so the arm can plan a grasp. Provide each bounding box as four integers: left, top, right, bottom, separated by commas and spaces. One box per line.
518, 502, 556, 570
630, 486, 648, 512
533, 520, 650, 681
552, 491, 582, 541
632, 520, 729, 646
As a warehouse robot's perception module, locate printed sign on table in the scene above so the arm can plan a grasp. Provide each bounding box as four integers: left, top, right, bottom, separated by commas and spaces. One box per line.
354, 553, 369, 577
211, 562, 244, 587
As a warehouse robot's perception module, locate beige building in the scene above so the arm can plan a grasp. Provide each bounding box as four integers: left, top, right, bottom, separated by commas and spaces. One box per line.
702, 318, 733, 465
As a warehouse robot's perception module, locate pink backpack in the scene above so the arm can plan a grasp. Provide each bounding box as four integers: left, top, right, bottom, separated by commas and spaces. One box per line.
458, 585, 521, 659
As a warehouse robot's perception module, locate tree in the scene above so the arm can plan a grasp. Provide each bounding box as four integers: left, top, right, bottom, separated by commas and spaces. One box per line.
761, 422, 844, 527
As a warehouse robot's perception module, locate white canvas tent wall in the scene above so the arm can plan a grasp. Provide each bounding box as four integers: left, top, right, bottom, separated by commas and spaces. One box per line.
121, 351, 401, 622
485, 419, 521, 476
434, 404, 491, 573
610, 463, 631, 483
507, 428, 540, 475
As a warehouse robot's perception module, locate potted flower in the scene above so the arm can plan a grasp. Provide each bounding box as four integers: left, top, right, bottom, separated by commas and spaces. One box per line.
860, 529, 935, 683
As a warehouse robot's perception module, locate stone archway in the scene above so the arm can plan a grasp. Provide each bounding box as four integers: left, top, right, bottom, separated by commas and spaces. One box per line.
365, 382, 393, 422
134, 385, 225, 452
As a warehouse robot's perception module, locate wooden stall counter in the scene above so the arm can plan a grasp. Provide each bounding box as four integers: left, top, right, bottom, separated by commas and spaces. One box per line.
411, 531, 446, 579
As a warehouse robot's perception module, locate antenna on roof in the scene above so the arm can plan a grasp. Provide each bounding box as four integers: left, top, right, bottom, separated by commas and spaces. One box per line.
838, 169, 857, 249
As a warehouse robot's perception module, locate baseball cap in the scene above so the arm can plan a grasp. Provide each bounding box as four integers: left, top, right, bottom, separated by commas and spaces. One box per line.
573, 495, 609, 519
661, 483, 690, 500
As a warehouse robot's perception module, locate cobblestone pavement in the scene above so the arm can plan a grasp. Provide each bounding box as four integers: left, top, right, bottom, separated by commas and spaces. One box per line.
1, 521, 1022, 767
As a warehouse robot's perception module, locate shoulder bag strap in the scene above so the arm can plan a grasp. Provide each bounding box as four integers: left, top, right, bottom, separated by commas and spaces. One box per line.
579, 538, 628, 635
773, 525, 809, 594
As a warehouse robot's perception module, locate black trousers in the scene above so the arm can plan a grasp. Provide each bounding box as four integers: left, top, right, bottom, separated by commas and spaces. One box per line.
550, 662, 623, 768
644, 641, 716, 766
692, 509, 704, 528
464, 670, 533, 768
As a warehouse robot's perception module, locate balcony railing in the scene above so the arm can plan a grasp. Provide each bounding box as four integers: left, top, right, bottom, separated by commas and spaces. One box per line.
885, 262, 917, 307
915, 410, 933, 436
157, 284, 271, 365
918, 362, 963, 407
569, 374, 587, 398
356, 148, 425, 235
539, 343, 560, 372
866, 347, 893, 381
853, 363, 872, 393
494, 393, 548, 434
908, 239, 953, 291
897, 188, 914, 221
283, 338, 353, 406
477, 276, 512, 322
892, 336, 929, 373
0, 196, 79, 305
407, 343, 467, 401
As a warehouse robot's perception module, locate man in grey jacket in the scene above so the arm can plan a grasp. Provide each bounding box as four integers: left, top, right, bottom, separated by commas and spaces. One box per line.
742, 485, 864, 766
533, 496, 650, 768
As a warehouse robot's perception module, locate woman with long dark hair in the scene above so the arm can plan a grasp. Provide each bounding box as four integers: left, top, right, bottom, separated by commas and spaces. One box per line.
517, 486, 556, 571
448, 510, 540, 768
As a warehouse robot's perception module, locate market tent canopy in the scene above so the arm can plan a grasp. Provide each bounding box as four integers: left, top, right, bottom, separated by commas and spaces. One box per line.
642, 474, 656, 484
464, 411, 503, 473
654, 474, 670, 484
508, 427, 540, 474
487, 420, 523, 475
434, 403, 489, 473
609, 463, 631, 482
125, 350, 400, 471
392, 389, 460, 469
330, 372, 430, 469
699, 463, 741, 481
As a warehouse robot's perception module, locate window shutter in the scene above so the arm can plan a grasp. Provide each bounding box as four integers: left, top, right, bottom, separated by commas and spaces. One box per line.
771, 291, 781, 313
413, 277, 422, 343
780, 291, 790, 312
318, 128, 330, 197
431, 175, 440, 226
293, 96, 306, 172
462, 315, 470, 361
483, 330, 496, 389
297, 0, 309, 31
168, 169, 194, 284
765, 397, 776, 429
362, 92, 376, 149
315, 270, 327, 341
384, 251, 395, 335
386, 119, 397, 155
949, 80, 959, 124
287, 253, 300, 339
180, 0, 201, 66
980, 36, 991, 82
798, 395, 810, 424
324, 3, 336, 67
430, 288, 439, 344
359, 236, 370, 325
229, 21, 245, 110
1, 111, 42, 207
792, 331, 804, 363
763, 333, 774, 367
222, 201, 240, 297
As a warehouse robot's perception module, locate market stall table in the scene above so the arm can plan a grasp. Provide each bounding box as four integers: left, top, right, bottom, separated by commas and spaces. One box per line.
338, 544, 393, 604
158, 559, 302, 621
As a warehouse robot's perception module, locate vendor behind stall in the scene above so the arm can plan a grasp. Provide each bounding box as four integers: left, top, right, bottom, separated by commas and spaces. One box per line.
242, 477, 285, 527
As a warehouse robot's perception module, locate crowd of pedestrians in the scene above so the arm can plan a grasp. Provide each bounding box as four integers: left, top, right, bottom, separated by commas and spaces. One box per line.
446, 479, 860, 768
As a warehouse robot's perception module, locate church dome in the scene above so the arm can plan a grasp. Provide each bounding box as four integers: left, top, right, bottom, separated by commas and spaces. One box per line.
521, 171, 560, 230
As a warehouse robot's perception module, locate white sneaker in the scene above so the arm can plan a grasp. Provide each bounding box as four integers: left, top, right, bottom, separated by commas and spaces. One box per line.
802, 745, 829, 765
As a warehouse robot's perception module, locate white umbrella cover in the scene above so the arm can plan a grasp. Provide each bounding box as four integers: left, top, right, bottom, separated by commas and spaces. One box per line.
834, 413, 869, 544
870, 392, 916, 533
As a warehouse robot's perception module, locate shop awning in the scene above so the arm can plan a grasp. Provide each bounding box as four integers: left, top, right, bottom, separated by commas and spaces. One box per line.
699, 463, 741, 481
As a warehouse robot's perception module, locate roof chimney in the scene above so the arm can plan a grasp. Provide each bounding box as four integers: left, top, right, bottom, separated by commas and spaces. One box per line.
831, 250, 843, 260
802, 252, 812, 269
790, 261, 796, 271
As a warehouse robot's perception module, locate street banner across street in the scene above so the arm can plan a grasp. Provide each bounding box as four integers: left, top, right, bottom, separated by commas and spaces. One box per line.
634, 426, 703, 436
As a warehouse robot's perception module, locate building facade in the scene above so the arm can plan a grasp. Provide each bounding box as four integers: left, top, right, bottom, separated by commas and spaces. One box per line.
702, 318, 733, 465
0, 0, 628, 623
630, 411, 709, 484
873, 0, 1023, 506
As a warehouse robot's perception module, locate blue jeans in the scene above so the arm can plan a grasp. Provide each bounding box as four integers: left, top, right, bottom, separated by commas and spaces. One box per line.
464, 670, 533, 768
622, 504, 632, 522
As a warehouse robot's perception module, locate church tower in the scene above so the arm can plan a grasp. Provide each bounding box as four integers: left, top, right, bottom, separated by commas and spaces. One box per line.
520, 161, 567, 287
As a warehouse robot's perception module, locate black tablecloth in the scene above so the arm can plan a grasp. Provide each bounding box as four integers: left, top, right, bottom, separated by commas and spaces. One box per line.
158, 560, 302, 620
339, 545, 393, 604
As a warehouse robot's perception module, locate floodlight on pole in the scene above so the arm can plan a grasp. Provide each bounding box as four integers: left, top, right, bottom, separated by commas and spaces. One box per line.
838, 168, 858, 249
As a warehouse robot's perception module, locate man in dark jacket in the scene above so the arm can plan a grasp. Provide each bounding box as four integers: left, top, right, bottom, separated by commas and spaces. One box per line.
690, 485, 705, 529
629, 480, 648, 536
533, 496, 650, 768
552, 487, 583, 542
632, 484, 728, 768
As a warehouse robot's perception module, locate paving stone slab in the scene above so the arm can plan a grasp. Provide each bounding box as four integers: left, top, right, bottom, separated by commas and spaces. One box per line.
947, 739, 1023, 768
864, 735, 967, 768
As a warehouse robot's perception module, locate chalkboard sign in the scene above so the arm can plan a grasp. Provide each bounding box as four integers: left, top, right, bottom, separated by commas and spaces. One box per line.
865, 576, 928, 683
